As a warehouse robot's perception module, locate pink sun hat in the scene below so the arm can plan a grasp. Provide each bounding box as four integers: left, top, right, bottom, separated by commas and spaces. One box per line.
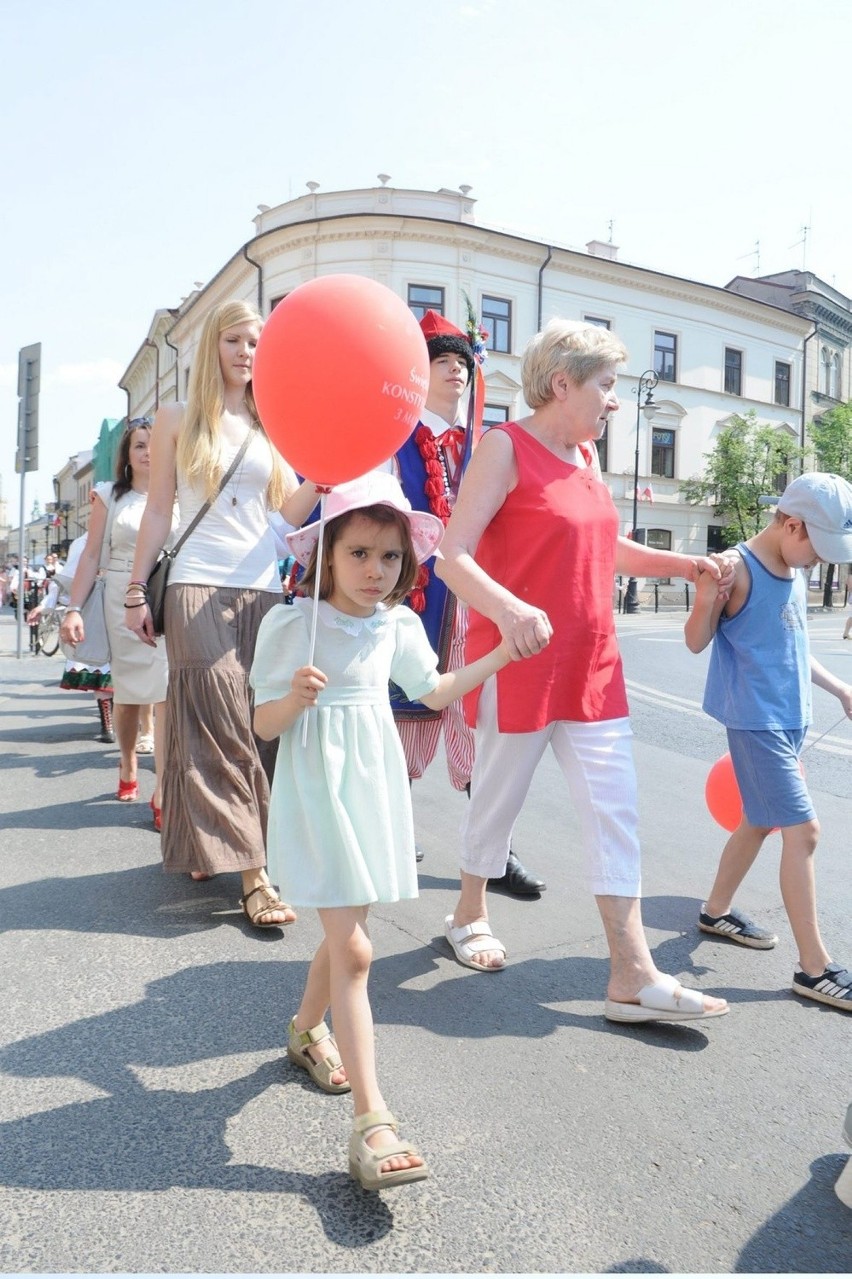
286, 470, 445, 568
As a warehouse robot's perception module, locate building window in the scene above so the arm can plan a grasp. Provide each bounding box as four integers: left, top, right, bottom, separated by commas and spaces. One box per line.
651, 427, 675, 478
774, 361, 791, 407
833, 352, 842, 400
483, 404, 509, 430
184, 367, 191, 398
654, 332, 677, 382
822, 346, 833, 395
269, 295, 287, 311
724, 348, 742, 396
482, 296, 511, 353
707, 525, 727, 553
408, 285, 444, 320
584, 315, 611, 329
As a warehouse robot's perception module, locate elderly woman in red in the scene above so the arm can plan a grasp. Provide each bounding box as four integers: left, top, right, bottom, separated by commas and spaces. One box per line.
436, 319, 732, 1023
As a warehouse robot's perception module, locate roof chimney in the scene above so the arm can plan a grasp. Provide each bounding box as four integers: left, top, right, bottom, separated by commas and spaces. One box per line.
586, 239, 619, 261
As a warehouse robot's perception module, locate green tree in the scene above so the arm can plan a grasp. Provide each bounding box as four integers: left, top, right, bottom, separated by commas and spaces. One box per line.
808, 402, 852, 475
681, 411, 800, 546
807, 402, 852, 605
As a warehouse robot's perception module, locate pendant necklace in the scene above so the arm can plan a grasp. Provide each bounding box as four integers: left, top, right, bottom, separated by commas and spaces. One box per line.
228, 421, 256, 506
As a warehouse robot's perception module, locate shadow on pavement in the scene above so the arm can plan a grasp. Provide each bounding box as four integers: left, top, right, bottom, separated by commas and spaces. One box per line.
0, 960, 398, 1243
734, 1154, 851, 1273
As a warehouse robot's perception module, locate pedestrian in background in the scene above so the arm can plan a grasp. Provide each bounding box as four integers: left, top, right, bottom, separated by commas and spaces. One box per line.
54, 534, 116, 743
390, 309, 546, 896
61, 420, 174, 826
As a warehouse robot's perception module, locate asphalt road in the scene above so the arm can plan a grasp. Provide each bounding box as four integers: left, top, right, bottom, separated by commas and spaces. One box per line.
0, 606, 850, 1275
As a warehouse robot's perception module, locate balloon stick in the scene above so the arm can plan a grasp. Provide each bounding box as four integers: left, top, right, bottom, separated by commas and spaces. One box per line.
301, 490, 327, 748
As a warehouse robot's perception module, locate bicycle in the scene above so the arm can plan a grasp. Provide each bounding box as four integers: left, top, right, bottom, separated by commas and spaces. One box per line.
36, 605, 64, 657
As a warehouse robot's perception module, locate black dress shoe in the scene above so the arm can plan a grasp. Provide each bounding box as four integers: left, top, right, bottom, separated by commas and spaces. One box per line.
487, 851, 546, 897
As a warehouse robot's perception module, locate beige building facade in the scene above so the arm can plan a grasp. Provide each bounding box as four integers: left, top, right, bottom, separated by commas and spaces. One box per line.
118, 183, 816, 559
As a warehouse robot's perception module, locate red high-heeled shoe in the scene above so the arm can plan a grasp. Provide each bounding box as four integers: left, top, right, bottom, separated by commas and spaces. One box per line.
150, 798, 162, 831
117, 777, 138, 802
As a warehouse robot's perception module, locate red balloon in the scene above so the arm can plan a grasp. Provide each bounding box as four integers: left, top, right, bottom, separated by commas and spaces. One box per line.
705, 752, 804, 832
252, 275, 430, 486
705, 753, 743, 832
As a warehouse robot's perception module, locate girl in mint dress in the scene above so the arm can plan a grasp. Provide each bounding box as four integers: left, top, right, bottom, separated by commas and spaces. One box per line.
250, 471, 509, 1193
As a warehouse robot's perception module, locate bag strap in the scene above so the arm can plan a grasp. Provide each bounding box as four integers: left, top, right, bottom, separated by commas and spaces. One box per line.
97, 491, 118, 575
164, 426, 256, 561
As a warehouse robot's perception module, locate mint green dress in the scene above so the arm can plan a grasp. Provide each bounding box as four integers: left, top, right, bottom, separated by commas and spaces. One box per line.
251, 598, 440, 907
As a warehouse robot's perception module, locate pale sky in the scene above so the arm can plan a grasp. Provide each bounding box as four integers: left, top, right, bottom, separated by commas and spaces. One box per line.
3, 0, 851, 527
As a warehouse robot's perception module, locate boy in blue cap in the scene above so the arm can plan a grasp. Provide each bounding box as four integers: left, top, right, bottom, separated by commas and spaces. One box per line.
686, 472, 852, 1011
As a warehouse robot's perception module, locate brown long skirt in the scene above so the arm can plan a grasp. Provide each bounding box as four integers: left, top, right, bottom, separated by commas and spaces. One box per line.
161, 583, 280, 875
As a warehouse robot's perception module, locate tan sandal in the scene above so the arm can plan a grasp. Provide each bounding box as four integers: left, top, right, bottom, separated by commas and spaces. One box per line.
286, 1018, 351, 1094
348, 1109, 429, 1191
239, 884, 296, 929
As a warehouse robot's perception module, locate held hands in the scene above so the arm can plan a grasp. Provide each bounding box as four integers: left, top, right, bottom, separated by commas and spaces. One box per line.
498, 600, 553, 661
291, 664, 328, 708
692, 553, 736, 602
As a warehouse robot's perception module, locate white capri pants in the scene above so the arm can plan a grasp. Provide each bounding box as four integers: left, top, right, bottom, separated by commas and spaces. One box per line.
460, 676, 642, 898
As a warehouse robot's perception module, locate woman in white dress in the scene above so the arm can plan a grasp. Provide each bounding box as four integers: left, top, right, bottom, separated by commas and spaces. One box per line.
61, 420, 174, 825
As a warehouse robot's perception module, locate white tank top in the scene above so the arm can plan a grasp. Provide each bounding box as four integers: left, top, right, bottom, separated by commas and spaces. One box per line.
171, 428, 283, 592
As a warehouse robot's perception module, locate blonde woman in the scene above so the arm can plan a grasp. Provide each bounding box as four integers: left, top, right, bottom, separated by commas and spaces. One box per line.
126, 300, 317, 927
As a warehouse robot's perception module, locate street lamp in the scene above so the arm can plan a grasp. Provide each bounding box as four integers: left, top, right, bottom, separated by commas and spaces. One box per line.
622, 369, 659, 615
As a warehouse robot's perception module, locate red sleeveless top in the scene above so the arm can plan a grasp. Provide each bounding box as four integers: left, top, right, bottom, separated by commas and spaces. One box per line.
464, 422, 628, 732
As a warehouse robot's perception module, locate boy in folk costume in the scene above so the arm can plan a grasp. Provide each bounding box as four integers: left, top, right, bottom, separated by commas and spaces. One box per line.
391, 308, 545, 897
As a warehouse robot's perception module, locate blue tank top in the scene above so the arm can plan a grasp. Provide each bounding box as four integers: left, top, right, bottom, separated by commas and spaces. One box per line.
703, 543, 811, 731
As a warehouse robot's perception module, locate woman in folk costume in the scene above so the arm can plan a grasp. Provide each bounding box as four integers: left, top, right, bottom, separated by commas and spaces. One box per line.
390, 307, 545, 897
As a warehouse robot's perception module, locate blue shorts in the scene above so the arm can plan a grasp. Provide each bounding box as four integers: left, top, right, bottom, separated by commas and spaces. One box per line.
726, 727, 816, 829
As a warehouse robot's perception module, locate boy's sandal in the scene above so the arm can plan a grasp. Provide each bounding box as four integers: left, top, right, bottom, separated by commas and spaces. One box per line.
444, 915, 506, 972
286, 1017, 351, 1094
348, 1109, 429, 1191
239, 884, 296, 929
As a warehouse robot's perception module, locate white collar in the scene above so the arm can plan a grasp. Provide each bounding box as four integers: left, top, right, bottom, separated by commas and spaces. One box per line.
316, 598, 390, 636
419, 406, 464, 436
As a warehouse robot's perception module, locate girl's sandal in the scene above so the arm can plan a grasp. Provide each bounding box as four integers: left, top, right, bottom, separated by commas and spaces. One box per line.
286, 1018, 351, 1094
348, 1110, 429, 1191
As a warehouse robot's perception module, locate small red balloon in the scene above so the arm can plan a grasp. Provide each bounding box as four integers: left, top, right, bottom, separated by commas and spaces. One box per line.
705, 752, 804, 832
705, 753, 743, 832
252, 275, 430, 486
